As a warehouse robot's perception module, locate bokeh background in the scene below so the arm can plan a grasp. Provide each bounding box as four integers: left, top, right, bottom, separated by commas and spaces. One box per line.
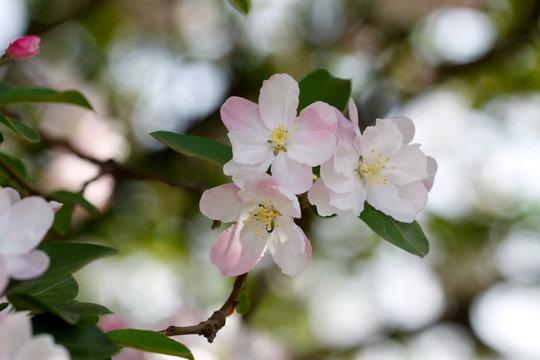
2, 0, 540, 359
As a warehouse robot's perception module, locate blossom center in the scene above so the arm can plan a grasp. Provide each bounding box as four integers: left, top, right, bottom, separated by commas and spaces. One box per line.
242, 199, 281, 238
357, 149, 394, 185
269, 124, 291, 154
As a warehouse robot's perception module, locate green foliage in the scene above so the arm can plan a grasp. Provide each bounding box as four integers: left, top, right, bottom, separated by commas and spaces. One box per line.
0, 87, 93, 110
298, 69, 352, 113
0, 302, 8, 312
227, 0, 251, 14
48, 190, 100, 216
151, 131, 233, 165
0, 112, 40, 142
33, 314, 120, 360
359, 203, 429, 257
0, 152, 27, 179
52, 203, 74, 235
106, 329, 194, 359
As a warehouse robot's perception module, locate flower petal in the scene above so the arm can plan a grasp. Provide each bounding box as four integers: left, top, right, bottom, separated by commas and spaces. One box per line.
271, 152, 313, 194
228, 130, 271, 164
296, 102, 337, 133
362, 119, 403, 156
387, 145, 428, 186
200, 184, 245, 222
268, 218, 311, 276
0, 197, 54, 255
347, 98, 362, 138
366, 183, 418, 223
328, 179, 367, 216
0, 255, 7, 294
389, 116, 415, 144
221, 96, 267, 133
397, 181, 428, 213
308, 178, 348, 217
210, 223, 267, 276
423, 156, 438, 191
259, 74, 299, 129
320, 157, 356, 193
4, 250, 49, 280
287, 130, 336, 167
14, 334, 70, 360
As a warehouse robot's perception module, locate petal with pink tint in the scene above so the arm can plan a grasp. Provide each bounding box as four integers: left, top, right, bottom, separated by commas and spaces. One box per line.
268, 219, 311, 276
296, 102, 337, 133
228, 130, 271, 164
210, 223, 268, 276
199, 184, 245, 222
271, 153, 313, 194
0, 197, 53, 255
389, 116, 415, 144
220, 96, 267, 133
288, 130, 336, 167
361, 119, 402, 156
347, 98, 362, 138
320, 158, 355, 193
259, 74, 299, 129
328, 179, 367, 216
4, 250, 50, 280
387, 145, 428, 186
308, 179, 348, 217
423, 156, 438, 191
0, 254, 7, 294
366, 183, 417, 223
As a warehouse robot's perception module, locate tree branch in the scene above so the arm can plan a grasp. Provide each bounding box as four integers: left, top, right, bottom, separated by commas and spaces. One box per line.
158, 273, 248, 343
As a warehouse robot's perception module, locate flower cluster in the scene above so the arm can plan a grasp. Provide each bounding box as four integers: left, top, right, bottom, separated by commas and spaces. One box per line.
0, 187, 58, 294
200, 74, 436, 276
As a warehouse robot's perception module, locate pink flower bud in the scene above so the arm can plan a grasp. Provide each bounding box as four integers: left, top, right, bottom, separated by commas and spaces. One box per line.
6, 35, 41, 60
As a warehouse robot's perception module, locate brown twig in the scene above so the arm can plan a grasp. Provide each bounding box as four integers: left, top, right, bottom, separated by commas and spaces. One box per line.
0, 155, 41, 195
158, 273, 248, 343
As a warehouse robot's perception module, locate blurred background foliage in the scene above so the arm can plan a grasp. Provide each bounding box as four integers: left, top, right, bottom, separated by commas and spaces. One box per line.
1, 0, 540, 359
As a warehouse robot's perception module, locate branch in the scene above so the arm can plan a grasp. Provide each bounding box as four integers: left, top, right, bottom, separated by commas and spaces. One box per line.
0, 155, 41, 196
158, 273, 248, 343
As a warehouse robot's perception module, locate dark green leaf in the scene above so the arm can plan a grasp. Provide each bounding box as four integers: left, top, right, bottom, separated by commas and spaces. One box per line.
107, 329, 193, 359
227, 0, 251, 14
47, 190, 100, 216
0, 87, 93, 110
151, 131, 232, 165
7, 293, 80, 324
52, 203, 73, 235
38, 242, 117, 280
33, 314, 120, 360
58, 301, 112, 316
0, 131, 3, 143
7, 275, 78, 303
0, 112, 40, 142
0, 152, 27, 178
236, 292, 250, 315
360, 203, 429, 257
298, 69, 352, 112
0, 303, 8, 312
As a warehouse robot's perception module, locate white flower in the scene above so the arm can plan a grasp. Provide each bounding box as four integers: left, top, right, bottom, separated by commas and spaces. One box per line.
308, 99, 437, 222
0, 311, 70, 359
0, 187, 55, 294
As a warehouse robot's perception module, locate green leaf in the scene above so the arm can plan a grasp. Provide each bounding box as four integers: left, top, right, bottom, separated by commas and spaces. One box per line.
7, 293, 80, 324
236, 292, 250, 315
227, 0, 251, 14
359, 203, 429, 257
0, 302, 8, 312
38, 242, 117, 280
52, 203, 73, 235
151, 131, 232, 165
8, 275, 79, 303
298, 69, 352, 113
0, 112, 40, 142
0, 152, 27, 178
107, 329, 193, 359
33, 314, 120, 360
0, 87, 93, 110
48, 190, 100, 216
58, 301, 112, 316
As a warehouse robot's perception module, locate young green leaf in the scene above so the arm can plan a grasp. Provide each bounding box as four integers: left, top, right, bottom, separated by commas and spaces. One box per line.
227, 0, 251, 14
0, 87, 93, 110
359, 203, 430, 257
0, 112, 40, 142
7, 275, 79, 303
298, 69, 352, 113
107, 329, 193, 359
151, 131, 233, 165
47, 190, 100, 216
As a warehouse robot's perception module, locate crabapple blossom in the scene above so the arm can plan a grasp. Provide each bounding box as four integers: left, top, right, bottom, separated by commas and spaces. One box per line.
5, 36, 40, 60
0, 187, 55, 294
0, 311, 70, 360
200, 170, 311, 276
308, 99, 437, 223
222, 73, 337, 194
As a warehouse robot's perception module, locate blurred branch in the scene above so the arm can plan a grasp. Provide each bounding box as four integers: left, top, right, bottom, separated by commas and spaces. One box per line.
0, 155, 41, 196
158, 273, 248, 343
44, 137, 205, 195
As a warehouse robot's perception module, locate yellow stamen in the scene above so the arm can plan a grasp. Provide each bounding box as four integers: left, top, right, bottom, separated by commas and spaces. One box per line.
269, 124, 291, 152
357, 151, 392, 185
244, 198, 281, 236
